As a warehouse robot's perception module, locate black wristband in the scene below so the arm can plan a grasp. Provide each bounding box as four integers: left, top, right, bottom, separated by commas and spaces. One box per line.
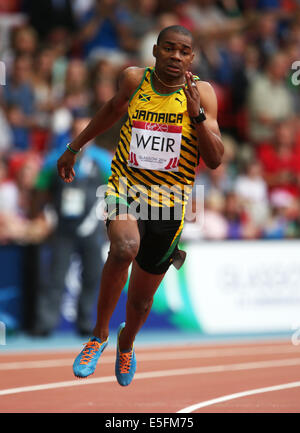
190, 107, 206, 124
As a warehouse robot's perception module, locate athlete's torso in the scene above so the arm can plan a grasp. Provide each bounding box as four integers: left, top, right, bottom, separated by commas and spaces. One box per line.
107, 67, 200, 207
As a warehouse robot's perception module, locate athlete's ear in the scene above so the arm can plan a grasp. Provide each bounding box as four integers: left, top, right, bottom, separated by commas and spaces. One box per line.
153, 44, 157, 58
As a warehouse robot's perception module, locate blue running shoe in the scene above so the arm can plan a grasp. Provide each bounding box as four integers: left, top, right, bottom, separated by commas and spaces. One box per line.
73, 336, 108, 378
115, 322, 136, 386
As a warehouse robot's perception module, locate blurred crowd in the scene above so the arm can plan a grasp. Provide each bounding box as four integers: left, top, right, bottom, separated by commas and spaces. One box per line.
0, 0, 300, 244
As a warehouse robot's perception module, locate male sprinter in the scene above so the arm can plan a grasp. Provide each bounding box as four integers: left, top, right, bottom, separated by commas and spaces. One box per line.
57, 25, 224, 386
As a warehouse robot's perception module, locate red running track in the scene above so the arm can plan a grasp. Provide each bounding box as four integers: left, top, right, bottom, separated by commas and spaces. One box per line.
0, 338, 300, 413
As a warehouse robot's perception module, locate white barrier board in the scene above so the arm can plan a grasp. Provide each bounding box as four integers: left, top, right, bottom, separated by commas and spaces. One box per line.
184, 241, 300, 333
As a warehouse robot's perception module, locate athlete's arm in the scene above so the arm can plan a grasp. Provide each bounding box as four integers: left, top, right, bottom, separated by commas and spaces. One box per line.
57, 67, 145, 183
182, 71, 224, 169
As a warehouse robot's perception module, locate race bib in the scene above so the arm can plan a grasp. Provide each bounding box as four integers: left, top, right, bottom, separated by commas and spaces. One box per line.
128, 120, 182, 172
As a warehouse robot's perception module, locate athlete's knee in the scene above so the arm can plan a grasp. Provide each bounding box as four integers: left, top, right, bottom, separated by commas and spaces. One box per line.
109, 238, 139, 265
128, 295, 154, 316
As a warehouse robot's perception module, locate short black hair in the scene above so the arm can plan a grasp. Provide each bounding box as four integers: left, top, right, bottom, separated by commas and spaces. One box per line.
157, 25, 193, 46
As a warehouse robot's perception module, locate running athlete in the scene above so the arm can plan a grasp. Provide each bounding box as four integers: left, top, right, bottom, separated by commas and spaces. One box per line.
57, 25, 224, 386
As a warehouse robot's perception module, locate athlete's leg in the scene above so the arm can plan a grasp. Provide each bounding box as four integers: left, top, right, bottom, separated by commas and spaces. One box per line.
92, 214, 140, 341
118, 260, 165, 351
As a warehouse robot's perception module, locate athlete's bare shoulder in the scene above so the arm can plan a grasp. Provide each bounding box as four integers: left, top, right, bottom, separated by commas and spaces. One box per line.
196, 80, 218, 119
196, 80, 215, 96
118, 67, 147, 100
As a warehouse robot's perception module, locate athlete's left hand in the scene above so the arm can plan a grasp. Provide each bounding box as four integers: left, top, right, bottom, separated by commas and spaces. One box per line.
57, 150, 76, 183
182, 71, 200, 117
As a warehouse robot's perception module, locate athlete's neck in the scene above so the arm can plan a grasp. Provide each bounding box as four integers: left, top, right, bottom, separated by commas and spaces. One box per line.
153, 68, 186, 91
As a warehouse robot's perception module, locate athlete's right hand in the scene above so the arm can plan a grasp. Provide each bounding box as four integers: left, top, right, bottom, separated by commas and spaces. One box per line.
57, 150, 76, 183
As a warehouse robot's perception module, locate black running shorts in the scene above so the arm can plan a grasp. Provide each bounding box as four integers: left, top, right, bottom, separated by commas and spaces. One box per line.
104, 195, 186, 274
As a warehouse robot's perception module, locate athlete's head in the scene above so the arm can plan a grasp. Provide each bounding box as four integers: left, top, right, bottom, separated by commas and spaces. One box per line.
153, 26, 195, 79
156, 25, 193, 47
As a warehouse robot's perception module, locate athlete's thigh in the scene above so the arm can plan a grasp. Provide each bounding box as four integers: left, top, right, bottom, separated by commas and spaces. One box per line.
107, 213, 141, 249
127, 259, 165, 301
135, 217, 183, 275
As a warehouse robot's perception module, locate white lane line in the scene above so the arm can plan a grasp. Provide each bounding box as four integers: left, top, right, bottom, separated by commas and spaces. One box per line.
0, 344, 299, 371
1, 357, 300, 397
177, 381, 300, 413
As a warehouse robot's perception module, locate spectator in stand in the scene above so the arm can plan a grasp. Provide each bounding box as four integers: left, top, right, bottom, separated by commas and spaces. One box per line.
127, 0, 158, 40
2, 25, 38, 74
184, 0, 229, 35
92, 77, 123, 152
262, 190, 300, 239
0, 108, 13, 152
211, 32, 247, 87
60, 58, 90, 115
2, 55, 36, 150
223, 191, 260, 239
88, 62, 124, 152
223, 192, 244, 239
287, 13, 300, 46
252, 11, 280, 66
183, 0, 246, 40
0, 156, 17, 216
78, 0, 136, 63
49, 59, 91, 151
195, 162, 235, 199
2, 55, 34, 116
172, 0, 196, 32
234, 159, 269, 228
247, 51, 294, 143
182, 190, 228, 241
47, 27, 75, 91
202, 190, 228, 240
11, 26, 38, 58
257, 119, 300, 199
89, 58, 119, 87
31, 47, 57, 129
0, 152, 43, 244
7, 151, 42, 217
231, 44, 260, 139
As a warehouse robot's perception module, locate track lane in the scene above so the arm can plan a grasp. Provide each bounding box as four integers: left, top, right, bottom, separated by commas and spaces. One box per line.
1, 339, 300, 413
1, 340, 300, 389
1, 362, 300, 413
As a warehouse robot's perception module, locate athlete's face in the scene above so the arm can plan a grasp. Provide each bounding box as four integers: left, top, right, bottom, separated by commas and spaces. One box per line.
153, 31, 194, 79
